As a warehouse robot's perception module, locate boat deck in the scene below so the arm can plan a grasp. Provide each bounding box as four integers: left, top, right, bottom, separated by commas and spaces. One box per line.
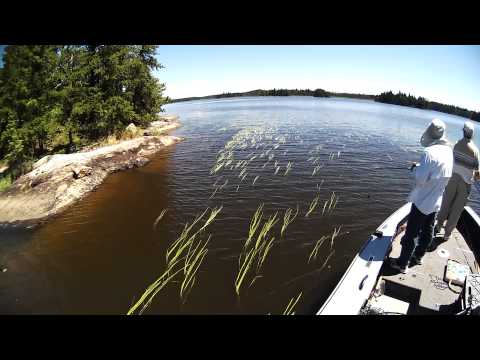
377, 228, 479, 314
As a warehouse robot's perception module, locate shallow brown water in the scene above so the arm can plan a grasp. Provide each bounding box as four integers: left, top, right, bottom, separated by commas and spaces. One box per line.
1, 97, 479, 314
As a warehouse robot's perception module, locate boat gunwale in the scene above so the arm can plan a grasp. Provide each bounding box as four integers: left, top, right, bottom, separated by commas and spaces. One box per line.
316, 203, 411, 315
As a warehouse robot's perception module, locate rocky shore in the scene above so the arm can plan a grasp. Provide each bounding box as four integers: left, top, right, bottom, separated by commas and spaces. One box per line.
0, 116, 183, 228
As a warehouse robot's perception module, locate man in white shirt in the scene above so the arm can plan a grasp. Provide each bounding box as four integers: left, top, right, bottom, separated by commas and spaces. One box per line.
434, 121, 480, 242
389, 119, 453, 273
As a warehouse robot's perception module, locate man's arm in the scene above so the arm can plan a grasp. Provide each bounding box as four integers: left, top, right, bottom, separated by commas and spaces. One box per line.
474, 147, 480, 181
413, 151, 431, 186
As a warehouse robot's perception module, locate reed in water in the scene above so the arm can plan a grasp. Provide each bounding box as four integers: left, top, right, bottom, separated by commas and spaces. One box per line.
281, 205, 299, 237
305, 194, 320, 218
330, 225, 342, 250
128, 206, 222, 314
282, 291, 302, 315
152, 209, 168, 230
308, 235, 328, 263
284, 161, 292, 176
235, 205, 278, 296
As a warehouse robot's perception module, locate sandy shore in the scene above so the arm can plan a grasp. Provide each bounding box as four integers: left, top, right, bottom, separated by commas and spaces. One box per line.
0, 116, 183, 228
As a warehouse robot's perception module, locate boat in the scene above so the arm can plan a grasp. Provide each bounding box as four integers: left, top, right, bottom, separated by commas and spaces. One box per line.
317, 202, 480, 315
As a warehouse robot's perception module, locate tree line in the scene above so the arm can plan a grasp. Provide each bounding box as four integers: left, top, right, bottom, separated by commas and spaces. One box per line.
174, 89, 479, 123
173, 88, 330, 102
375, 91, 480, 121
0, 45, 166, 172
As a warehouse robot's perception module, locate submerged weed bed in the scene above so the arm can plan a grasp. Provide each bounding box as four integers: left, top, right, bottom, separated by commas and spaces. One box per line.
130, 123, 352, 314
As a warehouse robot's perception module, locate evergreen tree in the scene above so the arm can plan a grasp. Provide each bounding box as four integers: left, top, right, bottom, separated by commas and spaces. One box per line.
0, 45, 167, 167
0, 45, 60, 163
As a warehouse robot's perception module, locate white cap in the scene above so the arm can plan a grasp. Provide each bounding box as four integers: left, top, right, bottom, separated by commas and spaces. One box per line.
421, 118, 446, 147
464, 121, 474, 139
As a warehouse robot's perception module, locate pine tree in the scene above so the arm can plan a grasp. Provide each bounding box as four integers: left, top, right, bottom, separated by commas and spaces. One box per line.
0, 45, 167, 167
0, 45, 60, 164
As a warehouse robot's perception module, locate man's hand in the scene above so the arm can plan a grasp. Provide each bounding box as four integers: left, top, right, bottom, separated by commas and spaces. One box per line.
409, 162, 419, 171
474, 170, 480, 181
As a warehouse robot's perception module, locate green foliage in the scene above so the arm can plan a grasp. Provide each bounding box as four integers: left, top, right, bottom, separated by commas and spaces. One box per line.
174, 88, 332, 102
376, 91, 480, 121
0, 45, 60, 163
0, 172, 12, 192
0, 45, 167, 172
312, 88, 329, 97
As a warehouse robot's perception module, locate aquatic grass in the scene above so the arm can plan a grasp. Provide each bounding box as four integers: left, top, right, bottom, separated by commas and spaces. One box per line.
180, 234, 211, 303
321, 200, 329, 216
321, 249, 336, 271
308, 235, 328, 263
305, 194, 320, 218
326, 192, 338, 215
127, 262, 185, 315
284, 161, 292, 176
274, 166, 280, 175
198, 206, 223, 233
316, 180, 324, 192
235, 209, 279, 296
166, 210, 209, 267
312, 165, 323, 176
209, 186, 219, 199
283, 292, 302, 315
245, 203, 264, 250
166, 206, 222, 268
210, 163, 224, 175
252, 175, 259, 185
152, 209, 168, 230
330, 196, 340, 213
239, 168, 247, 178
330, 226, 342, 250
128, 206, 222, 314
220, 179, 228, 190
281, 205, 299, 237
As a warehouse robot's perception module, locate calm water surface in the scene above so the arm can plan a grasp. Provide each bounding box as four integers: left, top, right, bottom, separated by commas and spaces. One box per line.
1, 97, 479, 314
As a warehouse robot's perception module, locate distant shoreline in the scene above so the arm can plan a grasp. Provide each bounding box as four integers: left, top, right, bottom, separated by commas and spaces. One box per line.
171, 89, 375, 103
170, 89, 479, 122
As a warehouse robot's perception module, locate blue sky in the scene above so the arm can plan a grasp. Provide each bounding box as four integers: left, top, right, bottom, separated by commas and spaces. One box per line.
155, 45, 480, 111
1, 45, 479, 111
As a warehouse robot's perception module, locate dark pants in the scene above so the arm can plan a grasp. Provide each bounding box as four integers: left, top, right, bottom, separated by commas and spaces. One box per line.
397, 203, 436, 268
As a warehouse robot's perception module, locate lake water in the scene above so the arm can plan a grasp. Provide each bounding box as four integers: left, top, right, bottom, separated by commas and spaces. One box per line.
1, 96, 479, 314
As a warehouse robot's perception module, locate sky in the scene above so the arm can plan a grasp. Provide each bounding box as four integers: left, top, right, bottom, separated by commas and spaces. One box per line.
1, 45, 479, 111
154, 45, 480, 111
